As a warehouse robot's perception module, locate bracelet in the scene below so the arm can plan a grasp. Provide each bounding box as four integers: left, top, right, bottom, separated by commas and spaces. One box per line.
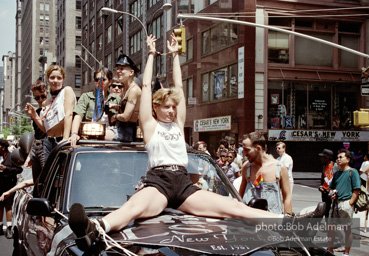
148, 50, 157, 56
349, 201, 353, 205
71, 132, 78, 136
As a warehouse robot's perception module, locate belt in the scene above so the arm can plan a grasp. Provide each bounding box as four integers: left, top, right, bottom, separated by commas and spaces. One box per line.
48, 136, 63, 143
151, 165, 187, 172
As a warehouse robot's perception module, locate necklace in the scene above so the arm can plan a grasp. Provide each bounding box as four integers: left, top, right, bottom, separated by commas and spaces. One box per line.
123, 83, 136, 100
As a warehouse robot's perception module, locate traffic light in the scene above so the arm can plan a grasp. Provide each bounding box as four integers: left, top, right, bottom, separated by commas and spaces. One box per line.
173, 26, 186, 55
353, 109, 369, 126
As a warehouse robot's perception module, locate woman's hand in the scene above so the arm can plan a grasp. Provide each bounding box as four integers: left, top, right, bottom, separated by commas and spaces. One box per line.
25, 103, 36, 117
0, 192, 10, 202
167, 33, 179, 54
146, 35, 157, 54
68, 134, 80, 147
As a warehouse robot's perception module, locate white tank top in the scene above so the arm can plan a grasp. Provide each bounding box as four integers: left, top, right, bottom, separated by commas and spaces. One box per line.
40, 88, 66, 132
145, 122, 188, 169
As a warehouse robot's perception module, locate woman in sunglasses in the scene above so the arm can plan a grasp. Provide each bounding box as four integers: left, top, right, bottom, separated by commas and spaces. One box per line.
69, 67, 121, 146
26, 65, 76, 159
110, 54, 142, 142
109, 77, 124, 98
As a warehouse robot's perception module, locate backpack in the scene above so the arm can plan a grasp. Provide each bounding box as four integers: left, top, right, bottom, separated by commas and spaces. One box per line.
349, 170, 369, 212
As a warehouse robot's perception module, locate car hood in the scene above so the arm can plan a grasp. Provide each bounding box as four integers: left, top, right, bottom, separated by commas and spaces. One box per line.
107, 209, 277, 255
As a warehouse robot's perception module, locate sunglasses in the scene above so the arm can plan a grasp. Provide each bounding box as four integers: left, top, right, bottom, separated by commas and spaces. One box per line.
94, 78, 107, 82
110, 84, 124, 89
34, 95, 47, 101
227, 156, 234, 158
337, 156, 346, 159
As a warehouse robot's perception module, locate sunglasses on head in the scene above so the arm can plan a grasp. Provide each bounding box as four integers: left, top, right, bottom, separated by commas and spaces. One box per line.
34, 95, 47, 101
94, 78, 107, 82
110, 84, 124, 89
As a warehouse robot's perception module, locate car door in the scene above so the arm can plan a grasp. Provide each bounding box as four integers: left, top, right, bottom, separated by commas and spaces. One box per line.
26, 151, 69, 255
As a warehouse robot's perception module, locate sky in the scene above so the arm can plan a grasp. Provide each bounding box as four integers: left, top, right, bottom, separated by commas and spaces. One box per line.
0, 0, 16, 61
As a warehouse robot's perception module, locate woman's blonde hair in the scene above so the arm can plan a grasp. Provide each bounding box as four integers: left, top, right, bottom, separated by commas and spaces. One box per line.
152, 88, 181, 117
45, 65, 66, 80
152, 88, 181, 106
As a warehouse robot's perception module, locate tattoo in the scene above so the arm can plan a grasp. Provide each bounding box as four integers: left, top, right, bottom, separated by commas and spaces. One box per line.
128, 100, 135, 105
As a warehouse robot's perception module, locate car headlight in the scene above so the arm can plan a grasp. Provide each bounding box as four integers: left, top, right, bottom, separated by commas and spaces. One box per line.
80, 122, 106, 138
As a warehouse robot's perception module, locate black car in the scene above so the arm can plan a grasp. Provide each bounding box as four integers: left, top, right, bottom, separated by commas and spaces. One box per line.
12, 140, 333, 256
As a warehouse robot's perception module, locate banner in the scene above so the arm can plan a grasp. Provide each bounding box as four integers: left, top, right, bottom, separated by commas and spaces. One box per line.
194, 116, 231, 132
268, 129, 369, 142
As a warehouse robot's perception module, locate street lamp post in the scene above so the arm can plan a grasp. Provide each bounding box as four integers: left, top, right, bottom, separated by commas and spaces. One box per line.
148, 3, 172, 36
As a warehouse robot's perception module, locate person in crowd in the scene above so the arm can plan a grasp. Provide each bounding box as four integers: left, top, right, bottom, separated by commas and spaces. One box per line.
222, 150, 240, 183
318, 149, 335, 219
276, 141, 294, 194
229, 139, 243, 169
109, 77, 124, 98
216, 149, 228, 168
0, 139, 23, 237
328, 149, 361, 256
25, 65, 76, 159
360, 153, 369, 187
193, 141, 210, 155
111, 54, 142, 142
25, 80, 48, 178
68, 35, 323, 252
69, 68, 120, 146
239, 132, 292, 214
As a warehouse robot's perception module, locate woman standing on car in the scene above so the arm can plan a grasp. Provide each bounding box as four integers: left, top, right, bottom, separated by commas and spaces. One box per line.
25, 65, 76, 160
68, 35, 324, 251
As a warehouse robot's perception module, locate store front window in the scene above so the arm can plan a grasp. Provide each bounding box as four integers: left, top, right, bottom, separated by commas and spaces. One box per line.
268, 82, 358, 130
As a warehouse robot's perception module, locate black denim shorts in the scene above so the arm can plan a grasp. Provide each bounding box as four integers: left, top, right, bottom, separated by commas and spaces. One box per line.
143, 166, 200, 209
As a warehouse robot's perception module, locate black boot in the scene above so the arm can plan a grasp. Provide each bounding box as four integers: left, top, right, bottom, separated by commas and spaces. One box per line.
294, 202, 326, 219
68, 203, 106, 251
0, 224, 3, 236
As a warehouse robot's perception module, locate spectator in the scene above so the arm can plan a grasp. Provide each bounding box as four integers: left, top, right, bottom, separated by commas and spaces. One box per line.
111, 54, 142, 142
318, 149, 335, 218
109, 77, 124, 98
69, 67, 120, 146
239, 132, 292, 214
359, 154, 369, 187
223, 150, 240, 183
276, 142, 294, 194
328, 149, 361, 256
0, 138, 23, 237
193, 141, 210, 155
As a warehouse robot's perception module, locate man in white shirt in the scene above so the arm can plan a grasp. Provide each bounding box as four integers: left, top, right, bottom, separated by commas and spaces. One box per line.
276, 142, 294, 194
359, 153, 369, 188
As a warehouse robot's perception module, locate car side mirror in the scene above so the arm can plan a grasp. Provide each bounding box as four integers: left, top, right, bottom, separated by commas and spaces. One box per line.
26, 198, 54, 216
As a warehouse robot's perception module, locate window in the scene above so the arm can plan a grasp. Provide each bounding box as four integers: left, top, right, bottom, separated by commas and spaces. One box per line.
183, 77, 194, 105
187, 38, 193, 61
40, 3, 44, 11
76, 36, 82, 50
268, 31, 289, 64
98, 35, 103, 50
295, 33, 333, 66
147, 0, 159, 8
45, 3, 49, 11
76, 56, 82, 68
129, 31, 142, 55
154, 54, 164, 75
201, 22, 237, 55
90, 18, 95, 33
83, 25, 88, 39
130, 0, 142, 22
150, 15, 163, 39
105, 0, 112, 7
201, 63, 238, 103
76, 0, 82, 10
45, 37, 49, 45
76, 17, 82, 30
40, 25, 44, 33
91, 41, 95, 53
106, 54, 112, 70
40, 14, 44, 22
40, 37, 44, 45
83, 3, 88, 17
45, 25, 49, 33
115, 45, 123, 60
75, 75, 81, 88
116, 16, 123, 36
106, 26, 112, 44
97, 9, 102, 26
40, 49, 44, 55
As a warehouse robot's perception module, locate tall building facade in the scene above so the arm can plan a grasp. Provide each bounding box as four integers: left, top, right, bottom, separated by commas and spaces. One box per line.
20, 0, 57, 108
0, 66, 4, 130
2, 52, 17, 129
56, 0, 83, 97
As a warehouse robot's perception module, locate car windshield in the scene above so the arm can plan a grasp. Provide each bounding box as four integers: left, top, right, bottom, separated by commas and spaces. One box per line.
68, 151, 234, 209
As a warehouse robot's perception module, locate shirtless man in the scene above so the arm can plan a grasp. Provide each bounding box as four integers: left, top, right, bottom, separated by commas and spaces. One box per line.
111, 54, 142, 142
239, 132, 292, 214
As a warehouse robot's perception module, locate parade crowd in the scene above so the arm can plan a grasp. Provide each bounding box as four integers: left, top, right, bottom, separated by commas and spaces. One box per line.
1, 34, 367, 256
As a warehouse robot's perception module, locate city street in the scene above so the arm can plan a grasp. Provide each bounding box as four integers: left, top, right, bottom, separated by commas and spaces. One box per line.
1, 176, 369, 255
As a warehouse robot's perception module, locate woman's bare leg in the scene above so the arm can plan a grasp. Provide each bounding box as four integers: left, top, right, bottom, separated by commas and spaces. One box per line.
178, 190, 278, 219
103, 187, 168, 231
